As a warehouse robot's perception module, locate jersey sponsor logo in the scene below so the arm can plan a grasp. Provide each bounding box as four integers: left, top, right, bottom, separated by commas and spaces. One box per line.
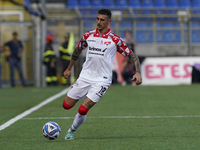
88, 47, 107, 57
89, 47, 101, 51
104, 41, 111, 46
89, 47, 107, 52
89, 52, 104, 56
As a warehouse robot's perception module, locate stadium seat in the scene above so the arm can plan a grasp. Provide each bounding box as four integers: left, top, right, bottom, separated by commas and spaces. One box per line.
191, 0, 200, 20
180, 0, 191, 8
156, 30, 164, 43
166, 0, 179, 20
79, 0, 91, 7
84, 22, 93, 28
129, 0, 140, 19
103, 0, 115, 7
141, 0, 153, 7
119, 22, 132, 28
156, 21, 181, 43
136, 22, 153, 27
91, 0, 103, 7
140, 0, 153, 20
67, 0, 78, 8
116, 0, 128, 7
109, 22, 115, 28
192, 30, 200, 42
89, 10, 98, 19
167, 0, 179, 7
80, 10, 95, 20
162, 30, 181, 43
154, 0, 166, 7
119, 30, 125, 38
192, 0, 200, 7
129, 0, 140, 7
154, 0, 166, 20
162, 22, 180, 27
136, 30, 153, 43
192, 22, 200, 27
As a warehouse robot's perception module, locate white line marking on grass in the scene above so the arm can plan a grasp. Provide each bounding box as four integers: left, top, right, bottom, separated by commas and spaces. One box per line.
0, 87, 70, 131
23, 115, 200, 120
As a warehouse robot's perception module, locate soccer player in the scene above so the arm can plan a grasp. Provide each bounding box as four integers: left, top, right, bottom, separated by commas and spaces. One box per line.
62, 9, 142, 140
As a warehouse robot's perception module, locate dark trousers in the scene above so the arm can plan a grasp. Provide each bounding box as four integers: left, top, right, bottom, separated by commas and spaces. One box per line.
9, 57, 26, 87
192, 66, 200, 83
122, 71, 135, 84
46, 65, 58, 86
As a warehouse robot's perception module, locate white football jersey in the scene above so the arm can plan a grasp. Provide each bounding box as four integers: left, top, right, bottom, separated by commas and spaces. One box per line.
78, 28, 132, 84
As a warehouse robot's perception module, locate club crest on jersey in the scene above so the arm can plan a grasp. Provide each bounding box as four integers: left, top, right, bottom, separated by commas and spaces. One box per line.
104, 42, 111, 46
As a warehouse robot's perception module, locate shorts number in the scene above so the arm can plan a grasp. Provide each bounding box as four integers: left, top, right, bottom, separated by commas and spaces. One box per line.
98, 86, 107, 96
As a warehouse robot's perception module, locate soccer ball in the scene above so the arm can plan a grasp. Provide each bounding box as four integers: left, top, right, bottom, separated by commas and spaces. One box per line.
42, 122, 61, 140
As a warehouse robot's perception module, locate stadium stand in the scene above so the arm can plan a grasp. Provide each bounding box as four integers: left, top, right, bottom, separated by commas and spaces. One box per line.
129, 0, 141, 7
180, 0, 191, 8
191, 0, 200, 20
136, 30, 153, 43
67, 0, 78, 8
192, 0, 200, 7
79, 0, 91, 7
192, 30, 200, 42
140, 0, 153, 20
166, 0, 179, 21
142, 0, 153, 7
116, 0, 128, 7
103, 0, 115, 7
91, 0, 103, 7
154, 0, 166, 20
30, 0, 200, 44
154, 0, 166, 8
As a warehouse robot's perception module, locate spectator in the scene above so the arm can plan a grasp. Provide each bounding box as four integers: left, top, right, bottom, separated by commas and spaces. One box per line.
0, 46, 6, 88
59, 33, 71, 85
1, 32, 26, 87
43, 34, 58, 86
121, 30, 137, 86
121, 57, 136, 86
124, 30, 137, 53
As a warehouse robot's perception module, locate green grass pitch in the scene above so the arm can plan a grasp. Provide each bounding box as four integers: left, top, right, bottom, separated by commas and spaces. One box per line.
0, 84, 200, 150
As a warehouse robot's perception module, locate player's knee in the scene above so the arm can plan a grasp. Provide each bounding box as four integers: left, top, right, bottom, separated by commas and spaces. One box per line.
78, 104, 89, 115
63, 100, 74, 110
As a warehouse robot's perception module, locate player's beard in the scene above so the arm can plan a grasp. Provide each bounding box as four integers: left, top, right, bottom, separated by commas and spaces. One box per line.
97, 24, 102, 31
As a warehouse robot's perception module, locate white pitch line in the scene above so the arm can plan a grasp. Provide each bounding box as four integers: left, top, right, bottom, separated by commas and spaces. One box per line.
23, 115, 200, 120
0, 87, 70, 131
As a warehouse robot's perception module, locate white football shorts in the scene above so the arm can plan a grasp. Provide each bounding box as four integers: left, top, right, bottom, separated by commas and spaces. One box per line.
67, 79, 110, 103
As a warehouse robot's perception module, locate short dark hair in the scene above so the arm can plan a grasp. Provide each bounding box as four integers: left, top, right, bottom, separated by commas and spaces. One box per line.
98, 9, 111, 19
12, 32, 18, 35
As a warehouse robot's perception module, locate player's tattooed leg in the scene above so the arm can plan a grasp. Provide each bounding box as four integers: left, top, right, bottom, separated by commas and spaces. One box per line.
82, 97, 96, 109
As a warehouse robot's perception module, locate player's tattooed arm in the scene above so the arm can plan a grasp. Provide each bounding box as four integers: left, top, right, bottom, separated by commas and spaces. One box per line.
72, 47, 82, 60
64, 47, 82, 73
128, 52, 141, 74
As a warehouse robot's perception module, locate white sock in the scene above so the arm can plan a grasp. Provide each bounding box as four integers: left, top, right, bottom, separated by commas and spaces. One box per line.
68, 113, 86, 133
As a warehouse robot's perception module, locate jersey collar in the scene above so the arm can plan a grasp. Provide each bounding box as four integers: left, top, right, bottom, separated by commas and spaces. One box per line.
95, 28, 111, 35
